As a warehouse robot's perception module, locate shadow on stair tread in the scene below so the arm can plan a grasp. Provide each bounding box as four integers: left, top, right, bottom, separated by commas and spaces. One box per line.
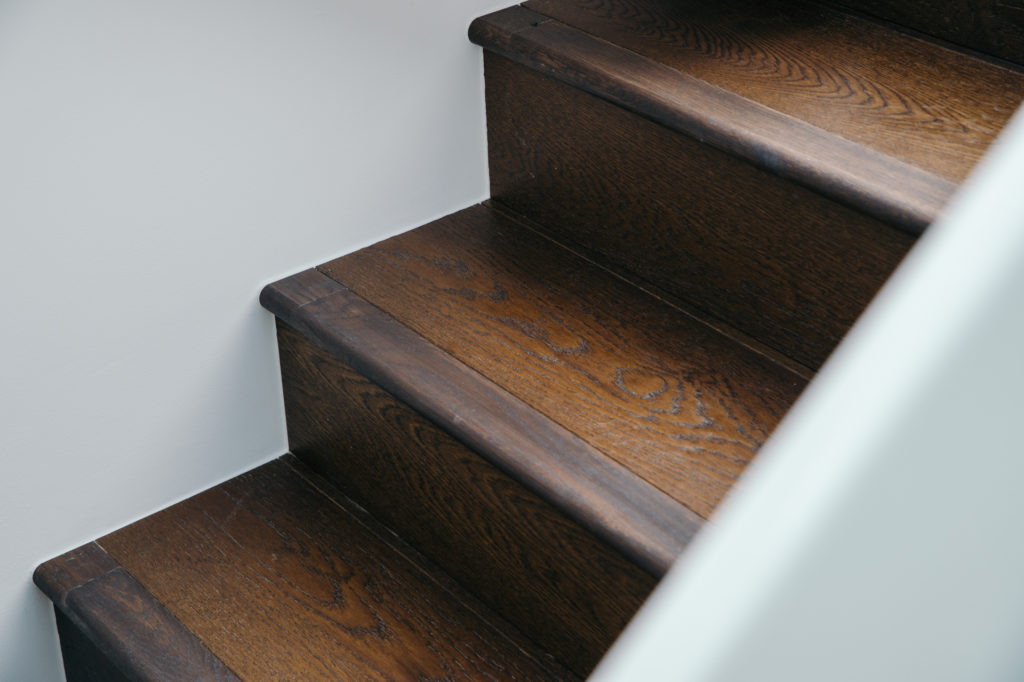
37, 457, 575, 682
310, 203, 807, 523
822, 0, 1024, 66
479, 34, 920, 369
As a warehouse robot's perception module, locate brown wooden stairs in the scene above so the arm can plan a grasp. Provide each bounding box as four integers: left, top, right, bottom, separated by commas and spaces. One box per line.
36, 1, 1023, 679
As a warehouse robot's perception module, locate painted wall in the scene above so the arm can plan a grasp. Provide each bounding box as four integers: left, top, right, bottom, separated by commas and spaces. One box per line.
592, 108, 1024, 682
0, 0, 504, 678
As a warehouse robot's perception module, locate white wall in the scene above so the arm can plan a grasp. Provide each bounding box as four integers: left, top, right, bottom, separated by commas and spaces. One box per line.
592, 108, 1024, 681
0, 0, 504, 678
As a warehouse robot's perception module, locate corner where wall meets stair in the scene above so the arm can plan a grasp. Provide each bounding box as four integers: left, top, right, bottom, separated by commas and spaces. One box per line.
36, 0, 1023, 679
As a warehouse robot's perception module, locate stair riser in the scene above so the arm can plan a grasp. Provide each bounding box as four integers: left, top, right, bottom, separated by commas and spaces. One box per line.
823, 0, 1024, 66
277, 322, 656, 677
486, 53, 914, 370
54, 611, 130, 682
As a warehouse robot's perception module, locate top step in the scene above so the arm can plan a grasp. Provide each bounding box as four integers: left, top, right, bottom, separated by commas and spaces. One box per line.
822, 0, 1024, 66
470, 0, 1024, 234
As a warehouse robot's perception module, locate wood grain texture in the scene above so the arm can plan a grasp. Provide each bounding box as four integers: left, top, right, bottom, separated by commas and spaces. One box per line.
34, 543, 120, 605
34, 543, 239, 681
279, 325, 655, 676
484, 53, 914, 370
315, 204, 806, 520
100, 458, 572, 681
469, 5, 959, 234
825, 0, 1024, 65
261, 268, 698, 574
518, 0, 1024, 184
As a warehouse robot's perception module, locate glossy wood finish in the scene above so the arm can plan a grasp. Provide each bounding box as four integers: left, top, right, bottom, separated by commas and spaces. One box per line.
97, 458, 573, 681
261, 267, 698, 572
471, 6, 962, 235
826, 0, 1024, 65
34, 543, 239, 681
484, 54, 913, 369
518, 0, 1024, 184
315, 204, 806, 519
278, 323, 656, 675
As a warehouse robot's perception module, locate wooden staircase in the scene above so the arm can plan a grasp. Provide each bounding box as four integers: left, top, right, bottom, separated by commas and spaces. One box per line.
36, 1, 1023, 679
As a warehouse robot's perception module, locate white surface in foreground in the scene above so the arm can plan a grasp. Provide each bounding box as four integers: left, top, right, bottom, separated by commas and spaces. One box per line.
592, 105, 1024, 682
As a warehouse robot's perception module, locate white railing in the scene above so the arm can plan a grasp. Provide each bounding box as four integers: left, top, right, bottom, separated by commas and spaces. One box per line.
592, 104, 1024, 682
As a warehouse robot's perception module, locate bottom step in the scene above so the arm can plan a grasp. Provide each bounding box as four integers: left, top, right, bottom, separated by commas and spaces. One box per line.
35, 456, 573, 681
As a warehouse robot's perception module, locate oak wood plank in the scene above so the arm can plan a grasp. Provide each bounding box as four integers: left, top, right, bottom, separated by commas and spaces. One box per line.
469, 5, 959, 234
261, 268, 698, 573
519, 0, 1024, 184
316, 204, 807, 520
484, 53, 914, 369
100, 458, 572, 681
35, 543, 239, 681
278, 322, 656, 676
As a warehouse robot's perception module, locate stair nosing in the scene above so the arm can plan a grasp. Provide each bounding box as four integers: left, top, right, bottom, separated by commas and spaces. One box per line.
261, 268, 703, 576
469, 4, 956, 235
34, 542, 240, 681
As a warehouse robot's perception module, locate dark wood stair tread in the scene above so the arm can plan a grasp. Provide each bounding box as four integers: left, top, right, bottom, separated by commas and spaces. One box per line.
37, 457, 573, 681
523, 0, 1022, 182
312, 203, 807, 521
470, 1, 1024, 232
